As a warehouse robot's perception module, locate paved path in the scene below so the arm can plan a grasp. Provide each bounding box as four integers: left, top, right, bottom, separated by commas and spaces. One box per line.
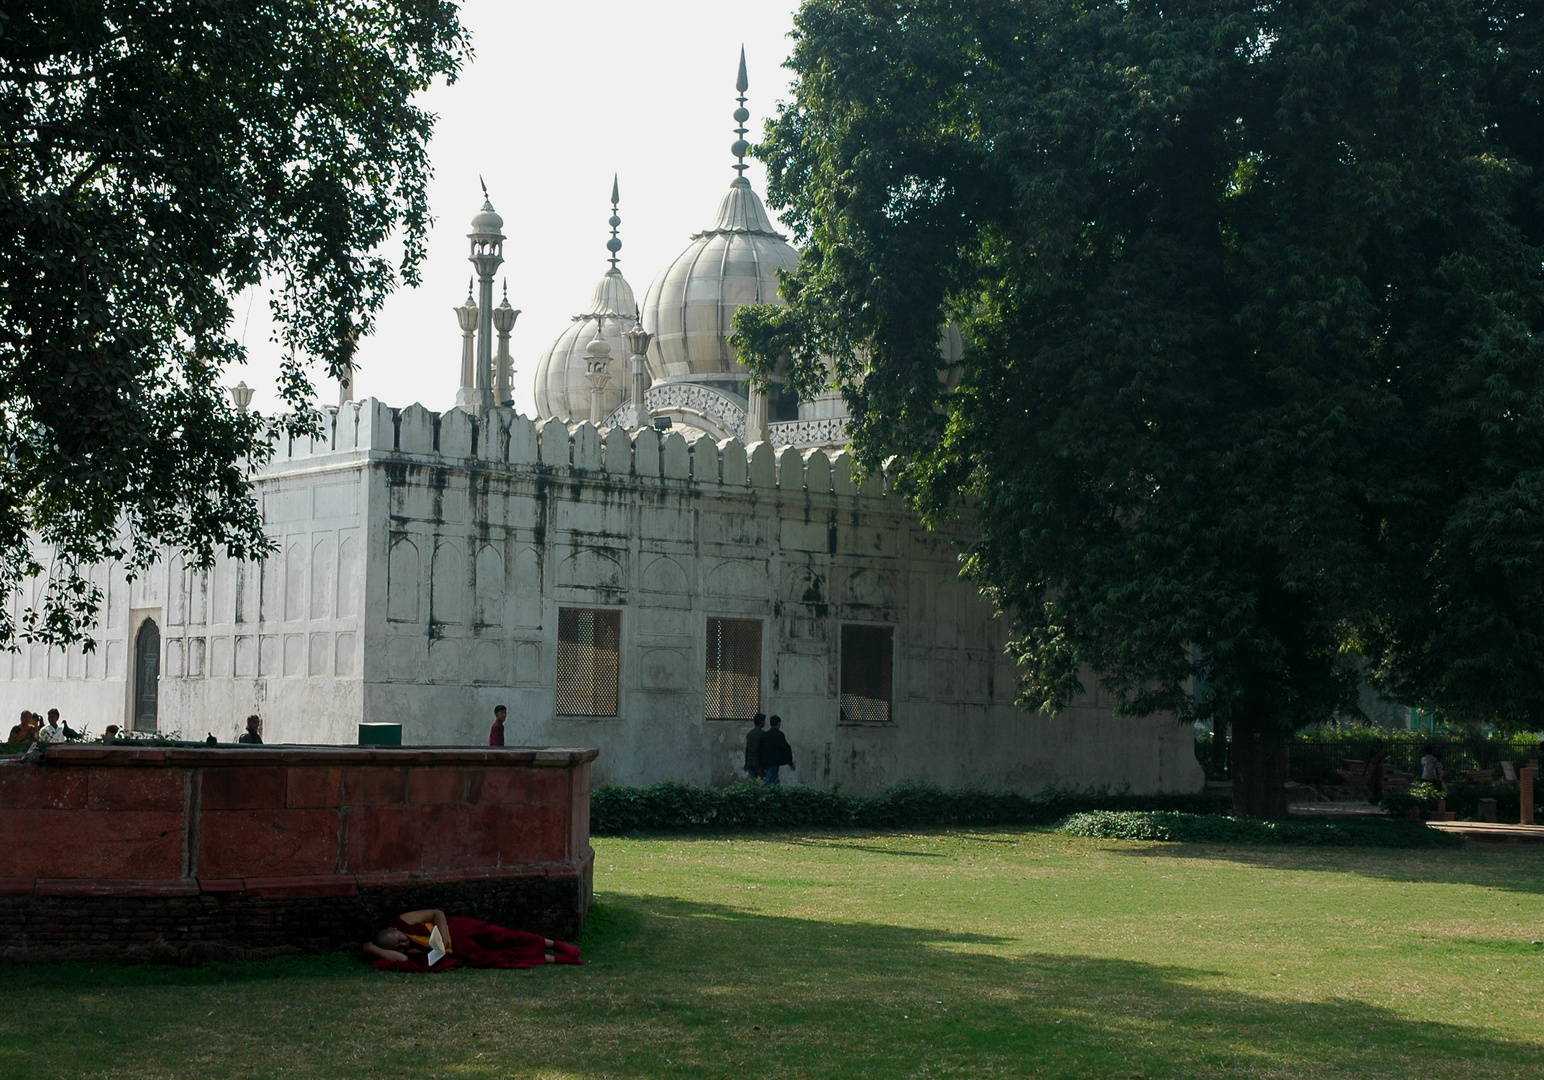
1426, 820, 1544, 844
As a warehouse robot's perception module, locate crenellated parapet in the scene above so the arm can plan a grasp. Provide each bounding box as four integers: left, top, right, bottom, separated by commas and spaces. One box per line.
266, 398, 902, 501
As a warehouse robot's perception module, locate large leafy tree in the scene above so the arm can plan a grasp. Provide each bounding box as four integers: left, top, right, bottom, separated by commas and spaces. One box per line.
0, 0, 466, 649
737, 0, 1544, 814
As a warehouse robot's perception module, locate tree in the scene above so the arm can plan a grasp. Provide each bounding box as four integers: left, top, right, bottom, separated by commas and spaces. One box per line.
0, 0, 467, 650
735, 0, 1544, 815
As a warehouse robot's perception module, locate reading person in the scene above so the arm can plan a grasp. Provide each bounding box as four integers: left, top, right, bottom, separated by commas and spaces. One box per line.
363, 908, 581, 972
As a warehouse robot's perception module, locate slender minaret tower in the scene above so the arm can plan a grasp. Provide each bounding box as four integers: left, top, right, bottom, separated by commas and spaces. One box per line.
454, 278, 478, 407
584, 326, 613, 426
493, 281, 519, 406
732, 48, 771, 443
622, 322, 653, 429
463, 181, 504, 412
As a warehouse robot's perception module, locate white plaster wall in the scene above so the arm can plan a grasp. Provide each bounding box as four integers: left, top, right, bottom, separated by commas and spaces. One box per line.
0, 409, 370, 744
1, 399, 1203, 797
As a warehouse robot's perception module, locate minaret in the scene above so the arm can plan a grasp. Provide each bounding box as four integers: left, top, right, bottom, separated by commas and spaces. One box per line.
584, 327, 613, 426
733, 48, 772, 443
493, 281, 519, 407
464, 182, 504, 413
453, 279, 478, 408
622, 322, 653, 428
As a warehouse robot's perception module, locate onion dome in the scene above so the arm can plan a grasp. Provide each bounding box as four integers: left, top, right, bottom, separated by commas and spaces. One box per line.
639, 50, 800, 383
533, 177, 642, 421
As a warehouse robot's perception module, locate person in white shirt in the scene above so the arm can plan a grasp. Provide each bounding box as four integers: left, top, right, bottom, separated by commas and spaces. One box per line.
37, 708, 64, 742
1419, 745, 1445, 791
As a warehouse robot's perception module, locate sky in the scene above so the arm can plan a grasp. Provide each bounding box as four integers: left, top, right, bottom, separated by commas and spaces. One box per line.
234, 0, 802, 420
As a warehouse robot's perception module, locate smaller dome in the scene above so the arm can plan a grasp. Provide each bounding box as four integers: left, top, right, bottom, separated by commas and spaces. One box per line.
470, 197, 503, 235
533, 268, 642, 421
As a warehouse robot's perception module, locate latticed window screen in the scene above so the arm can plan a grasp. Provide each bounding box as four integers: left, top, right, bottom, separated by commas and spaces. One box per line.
556, 607, 621, 716
705, 617, 762, 720
840, 624, 893, 723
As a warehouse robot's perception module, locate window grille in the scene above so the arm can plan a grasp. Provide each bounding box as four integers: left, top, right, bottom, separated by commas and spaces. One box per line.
557, 607, 620, 716
705, 617, 762, 720
840, 624, 893, 724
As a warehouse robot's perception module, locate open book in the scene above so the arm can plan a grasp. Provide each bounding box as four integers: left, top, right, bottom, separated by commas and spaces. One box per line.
427, 924, 448, 967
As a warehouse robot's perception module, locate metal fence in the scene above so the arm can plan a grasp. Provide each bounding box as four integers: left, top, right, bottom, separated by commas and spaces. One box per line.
1197, 730, 1543, 784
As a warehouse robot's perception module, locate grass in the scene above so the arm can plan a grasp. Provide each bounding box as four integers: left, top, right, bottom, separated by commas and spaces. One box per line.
2, 829, 1542, 1079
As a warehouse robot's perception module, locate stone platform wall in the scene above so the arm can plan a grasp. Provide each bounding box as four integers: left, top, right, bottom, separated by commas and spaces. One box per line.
0, 744, 595, 961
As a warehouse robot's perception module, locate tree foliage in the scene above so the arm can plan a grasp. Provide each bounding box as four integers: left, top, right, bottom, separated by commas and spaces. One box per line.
737, 0, 1544, 813
0, 0, 467, 648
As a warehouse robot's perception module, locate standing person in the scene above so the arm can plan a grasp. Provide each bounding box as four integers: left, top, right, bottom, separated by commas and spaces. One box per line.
1419, 744, 1446, 792
238, 714, 263, 744
489, 705, 507, 747
1365, 737, 1390, 805
743, 713, 766, 780
760, 715, 794, 786
102, 725, 121, 741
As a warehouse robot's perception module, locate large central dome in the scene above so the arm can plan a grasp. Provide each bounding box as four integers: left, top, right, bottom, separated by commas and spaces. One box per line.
640, 178, 799, 382
640, 51, 799, 386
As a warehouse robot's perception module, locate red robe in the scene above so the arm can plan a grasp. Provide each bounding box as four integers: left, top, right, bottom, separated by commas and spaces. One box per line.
371, 916, 581, 973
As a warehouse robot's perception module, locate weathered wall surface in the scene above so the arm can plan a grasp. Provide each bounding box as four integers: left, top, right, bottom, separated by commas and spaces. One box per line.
0, 438, 369, 744
0, 399, 1202, 795
0, 744, 594, 959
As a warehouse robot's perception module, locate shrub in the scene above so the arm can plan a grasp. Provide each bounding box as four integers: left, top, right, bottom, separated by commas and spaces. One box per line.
588, 781, 1232, 836
1382, 779, 1524, 821
1057, 811, 1462, 848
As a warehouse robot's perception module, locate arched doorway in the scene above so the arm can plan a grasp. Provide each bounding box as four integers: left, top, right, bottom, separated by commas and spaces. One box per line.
132, 619, 160, 732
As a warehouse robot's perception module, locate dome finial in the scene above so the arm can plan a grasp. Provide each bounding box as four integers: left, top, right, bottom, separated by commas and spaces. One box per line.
606, 173, 622, 270
732, 46, 751, 177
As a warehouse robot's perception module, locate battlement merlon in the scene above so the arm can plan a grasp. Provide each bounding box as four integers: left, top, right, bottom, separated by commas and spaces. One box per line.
263, 398, 902, 501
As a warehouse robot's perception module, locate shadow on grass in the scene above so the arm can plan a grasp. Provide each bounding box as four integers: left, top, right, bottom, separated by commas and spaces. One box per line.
1109, 839, 1544, 896
2, 894, 1540, 1079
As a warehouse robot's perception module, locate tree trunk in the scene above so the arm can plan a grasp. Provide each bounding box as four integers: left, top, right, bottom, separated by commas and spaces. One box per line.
1229, 710, 1290, 818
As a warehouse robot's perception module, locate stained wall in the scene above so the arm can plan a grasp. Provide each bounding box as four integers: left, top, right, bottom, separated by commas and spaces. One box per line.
0, 400, 1202, 795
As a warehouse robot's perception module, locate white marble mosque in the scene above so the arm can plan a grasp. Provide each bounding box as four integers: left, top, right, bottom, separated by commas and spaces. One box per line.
0, 55, 1201, 794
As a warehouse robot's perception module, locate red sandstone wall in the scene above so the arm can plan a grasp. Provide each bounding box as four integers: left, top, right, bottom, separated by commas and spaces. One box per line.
0, 746, 595, 900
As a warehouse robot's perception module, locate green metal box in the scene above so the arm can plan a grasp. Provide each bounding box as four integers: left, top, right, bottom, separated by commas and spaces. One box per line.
357, 723, 402, 746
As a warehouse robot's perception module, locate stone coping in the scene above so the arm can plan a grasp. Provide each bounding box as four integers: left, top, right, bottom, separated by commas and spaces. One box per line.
14, 745, 599, 768
0, 860, 590, 899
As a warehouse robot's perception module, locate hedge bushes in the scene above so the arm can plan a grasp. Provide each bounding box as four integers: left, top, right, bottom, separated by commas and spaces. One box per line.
589, 781, 1231, 835
1058, 810, 1461, 848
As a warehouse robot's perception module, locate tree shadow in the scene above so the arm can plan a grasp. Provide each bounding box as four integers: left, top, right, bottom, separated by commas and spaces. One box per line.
2, 893, 1539, 1079
1108, 839, 1544, 896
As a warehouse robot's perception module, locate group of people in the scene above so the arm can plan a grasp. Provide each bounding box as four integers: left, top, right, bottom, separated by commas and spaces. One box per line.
742, 713, 795, 784
488, 705, 798, 786
5, 710, 266, 748
7, 708, 86, 745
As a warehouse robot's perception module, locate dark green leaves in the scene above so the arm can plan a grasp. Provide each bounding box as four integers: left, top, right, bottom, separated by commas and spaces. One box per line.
740, 0, 1544, 735
0, 0, 468, 648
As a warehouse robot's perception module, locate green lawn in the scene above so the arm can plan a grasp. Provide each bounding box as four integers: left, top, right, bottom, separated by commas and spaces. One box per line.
3, 830, 1542, 1079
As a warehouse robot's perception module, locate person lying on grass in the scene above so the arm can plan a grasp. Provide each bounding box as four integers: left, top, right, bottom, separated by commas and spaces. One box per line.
363, 908, 581, 972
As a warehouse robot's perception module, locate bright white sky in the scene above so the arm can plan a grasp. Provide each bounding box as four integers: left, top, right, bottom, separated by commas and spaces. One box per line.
235, 0, 801, 420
